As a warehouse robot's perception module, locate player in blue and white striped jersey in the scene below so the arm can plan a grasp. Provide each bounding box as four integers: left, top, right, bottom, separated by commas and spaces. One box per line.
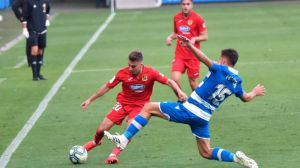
104, 35, 266, 168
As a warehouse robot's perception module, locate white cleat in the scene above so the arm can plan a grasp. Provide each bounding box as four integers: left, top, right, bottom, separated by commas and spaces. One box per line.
104, 131, 127, 150
236, 151, 258, 168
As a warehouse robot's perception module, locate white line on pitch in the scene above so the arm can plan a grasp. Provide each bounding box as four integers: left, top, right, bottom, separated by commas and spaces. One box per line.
13, 58, 28, 69
0, 12, 116, 168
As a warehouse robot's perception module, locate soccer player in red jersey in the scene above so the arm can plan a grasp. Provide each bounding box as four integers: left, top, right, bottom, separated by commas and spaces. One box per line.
81, 51, 187, 164
166, 0, 208, 91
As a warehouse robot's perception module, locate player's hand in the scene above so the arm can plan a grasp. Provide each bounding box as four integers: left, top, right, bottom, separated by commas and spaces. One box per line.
178, 35, 190, 47
45, 19, 50, 27
253, 84, 266, 96
22, 28, 29, 39
166, 36, 173, 46
190, 37, 196, 45
81, 99, 91, 111
177, 91, 188, 102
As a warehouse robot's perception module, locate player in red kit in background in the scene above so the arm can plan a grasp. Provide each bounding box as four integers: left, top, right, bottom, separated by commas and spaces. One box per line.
166, 0, 208, 92
81, 51, 187, 164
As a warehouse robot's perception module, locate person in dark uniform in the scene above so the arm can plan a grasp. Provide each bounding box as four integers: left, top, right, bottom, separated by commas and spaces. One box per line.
22, 0, 50, 81
12, 0, 32, 67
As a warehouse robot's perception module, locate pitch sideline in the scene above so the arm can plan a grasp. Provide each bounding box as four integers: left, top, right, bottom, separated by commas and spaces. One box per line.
0, 12, 116, 168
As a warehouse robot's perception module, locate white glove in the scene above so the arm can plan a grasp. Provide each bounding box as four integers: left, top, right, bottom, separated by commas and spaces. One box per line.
22, 28, 29, 39
45, 19, 50, 27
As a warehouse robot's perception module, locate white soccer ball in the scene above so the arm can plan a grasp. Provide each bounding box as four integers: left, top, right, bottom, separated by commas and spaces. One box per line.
69, 145, 88, 164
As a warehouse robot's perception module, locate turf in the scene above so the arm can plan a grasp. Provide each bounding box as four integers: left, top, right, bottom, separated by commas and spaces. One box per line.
0, 1, 300, 168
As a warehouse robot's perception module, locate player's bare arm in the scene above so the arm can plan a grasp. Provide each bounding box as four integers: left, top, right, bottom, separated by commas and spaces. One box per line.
178, 35, 213, 69
81, 84, 111, 110
166, 32, 177, 46
166, 79, 188, 101
240, 84, 266, 102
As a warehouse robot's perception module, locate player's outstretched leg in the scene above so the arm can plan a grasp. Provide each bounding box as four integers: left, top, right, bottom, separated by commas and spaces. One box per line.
104, 114, 149, 149
235, 151, 258, 168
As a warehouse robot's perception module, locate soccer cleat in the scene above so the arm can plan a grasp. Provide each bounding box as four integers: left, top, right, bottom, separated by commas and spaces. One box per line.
38, 75, 47, 80
32, 77, 39, 81
105, 154, 119, 164
104, 131, 127, 150
236, 151, 258, 168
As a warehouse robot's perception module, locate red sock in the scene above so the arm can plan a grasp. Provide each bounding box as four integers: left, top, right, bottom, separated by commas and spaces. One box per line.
83, 141, 96, 151
94, 128, 104, 144
110, 139, 131, 156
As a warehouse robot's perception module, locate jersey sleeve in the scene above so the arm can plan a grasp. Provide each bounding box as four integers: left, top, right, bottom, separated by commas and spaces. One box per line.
197, 16, 207, 33
106, 71, 121, 88
152, 69, 168, 84
173, 16, 177, 34
210, 62, 221, 73
46, 1, 51, 15
12, 0, 23, 22
235, 80, 244, 97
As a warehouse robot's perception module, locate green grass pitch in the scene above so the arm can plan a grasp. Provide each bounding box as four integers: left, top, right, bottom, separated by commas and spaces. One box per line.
0, 1, 300, 167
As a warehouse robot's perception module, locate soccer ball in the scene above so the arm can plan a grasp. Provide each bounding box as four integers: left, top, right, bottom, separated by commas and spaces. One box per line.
69, 145, 88, 164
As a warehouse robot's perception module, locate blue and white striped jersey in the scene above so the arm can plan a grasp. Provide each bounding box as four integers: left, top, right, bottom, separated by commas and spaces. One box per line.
181, 62, 244, 121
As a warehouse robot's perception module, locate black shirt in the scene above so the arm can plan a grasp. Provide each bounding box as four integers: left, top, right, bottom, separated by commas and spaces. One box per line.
12, 0, 24, 22
23, 0, 50, 33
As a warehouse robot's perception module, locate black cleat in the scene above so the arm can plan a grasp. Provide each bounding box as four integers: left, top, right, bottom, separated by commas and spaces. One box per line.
38, 75, 46, 80
32, 77, 39, 81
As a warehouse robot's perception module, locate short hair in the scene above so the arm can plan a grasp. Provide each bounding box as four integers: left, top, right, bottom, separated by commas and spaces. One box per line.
128, 51, 143, 62
221, 48, 239, 66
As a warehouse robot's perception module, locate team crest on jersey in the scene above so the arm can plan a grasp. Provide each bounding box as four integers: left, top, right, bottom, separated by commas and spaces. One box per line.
188, 20, 193, 25
142, 75, 148, 81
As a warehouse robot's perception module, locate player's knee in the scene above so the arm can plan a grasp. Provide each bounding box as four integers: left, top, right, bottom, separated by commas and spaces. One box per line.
143, 103, 152, 113
31, 47, 38, 55
38, 49, 44, 55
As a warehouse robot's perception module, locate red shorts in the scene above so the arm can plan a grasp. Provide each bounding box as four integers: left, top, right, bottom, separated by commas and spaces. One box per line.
106, 102, 144, 125
171, 58, 200, 79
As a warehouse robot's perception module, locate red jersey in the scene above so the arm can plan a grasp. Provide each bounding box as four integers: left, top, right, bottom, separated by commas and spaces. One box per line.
174, 11, 207, 60
106, 66, 168, 105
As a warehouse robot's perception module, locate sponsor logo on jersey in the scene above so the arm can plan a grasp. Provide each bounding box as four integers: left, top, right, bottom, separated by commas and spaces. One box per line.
130, 84, 145, 92
179, 26, 190, 33
188, 20, 193, 25
142, 75, 148, 81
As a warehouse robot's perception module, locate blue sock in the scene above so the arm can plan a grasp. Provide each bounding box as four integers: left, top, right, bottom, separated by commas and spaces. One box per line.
123, 115, 148, 140
212, 147, 235, 162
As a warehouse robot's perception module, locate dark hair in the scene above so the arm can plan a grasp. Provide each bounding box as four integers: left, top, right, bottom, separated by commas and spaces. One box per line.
128, 51, 143, 62
221, 48, 239, 66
